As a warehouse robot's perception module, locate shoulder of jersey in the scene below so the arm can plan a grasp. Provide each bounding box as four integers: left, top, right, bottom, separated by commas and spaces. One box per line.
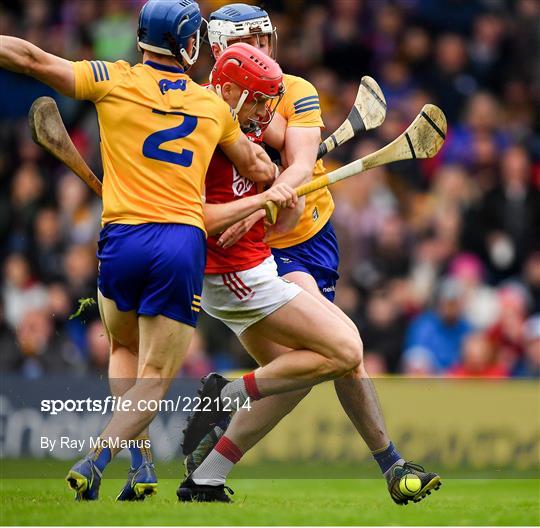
282, 73, 317, 91
107, 59, 133, 74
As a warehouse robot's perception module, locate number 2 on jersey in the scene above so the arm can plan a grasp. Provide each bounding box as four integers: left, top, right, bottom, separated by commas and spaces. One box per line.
143, 110, 198, 167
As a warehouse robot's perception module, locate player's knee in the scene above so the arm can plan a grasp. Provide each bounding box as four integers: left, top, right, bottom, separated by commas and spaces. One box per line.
135, 370, 169, 402
110, 337, 138, 357
138, 353, 176, 384
109, 319, 138, 355
332, 333, 363, 376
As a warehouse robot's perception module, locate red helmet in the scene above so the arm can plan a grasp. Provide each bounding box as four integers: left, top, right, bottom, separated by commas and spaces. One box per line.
211, 42, 284, 125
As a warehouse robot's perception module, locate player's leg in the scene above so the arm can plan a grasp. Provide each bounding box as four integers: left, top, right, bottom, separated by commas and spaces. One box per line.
185, 336, 309, 475
185, 337, 309, 475
223, 336, 310, 452
282, 271, 390, 450
181, 334, 308, 496
179, 258, 362, 500
67, 300, 192, 500
68, 309, 194, 497
98, 291, 156, 501
67, 223, 205, 501
98, 224, 204, 465
96, 308, 196, 451
179, 327, 315, 501
217, 290, 362, 398
180, 281, 363, 501
282, 270, 441, 504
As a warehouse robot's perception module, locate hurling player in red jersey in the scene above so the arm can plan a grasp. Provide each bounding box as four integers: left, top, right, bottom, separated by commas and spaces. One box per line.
178, 43, 372, 502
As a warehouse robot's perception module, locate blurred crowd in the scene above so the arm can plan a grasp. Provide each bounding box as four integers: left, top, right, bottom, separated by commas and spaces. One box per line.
1, 0, 539, 379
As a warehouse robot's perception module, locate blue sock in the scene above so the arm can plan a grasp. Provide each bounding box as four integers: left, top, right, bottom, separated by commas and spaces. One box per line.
372, 442, 403, 474
92, 446, 111, 473
129, 446, 143, 469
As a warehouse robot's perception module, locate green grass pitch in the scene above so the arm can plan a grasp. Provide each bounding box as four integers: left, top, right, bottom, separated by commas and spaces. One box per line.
1, 461, 539, 526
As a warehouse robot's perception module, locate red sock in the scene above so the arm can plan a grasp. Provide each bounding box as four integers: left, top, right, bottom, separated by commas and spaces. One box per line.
242, 371, 262, 400
214, 436, 243, 463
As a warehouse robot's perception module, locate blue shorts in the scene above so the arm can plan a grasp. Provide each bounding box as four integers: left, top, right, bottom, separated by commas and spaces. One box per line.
272, 221, 340, 302
97, 223, 206, 327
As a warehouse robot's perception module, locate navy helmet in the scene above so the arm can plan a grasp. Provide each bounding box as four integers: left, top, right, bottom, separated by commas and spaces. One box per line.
208, 3, 277, 59
138, 0, 202, 68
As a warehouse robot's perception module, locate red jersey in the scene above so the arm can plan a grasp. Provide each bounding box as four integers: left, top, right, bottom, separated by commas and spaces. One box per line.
205, 131, 271, 274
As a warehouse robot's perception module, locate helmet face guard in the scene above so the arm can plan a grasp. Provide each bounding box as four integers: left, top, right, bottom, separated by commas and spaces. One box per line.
216, 25, 277, 60
176, 17, 201, 67
243, 91, 284, 131
211, 43, 285, 132
137, 0, 202, 69
208, 5, 278, 59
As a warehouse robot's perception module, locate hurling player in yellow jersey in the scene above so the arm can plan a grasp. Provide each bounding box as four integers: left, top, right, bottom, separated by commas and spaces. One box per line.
0, 0, 291, 501
182, 3, 440, 506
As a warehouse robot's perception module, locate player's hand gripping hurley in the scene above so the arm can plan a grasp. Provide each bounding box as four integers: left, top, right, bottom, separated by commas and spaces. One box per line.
265, 104, 447, 224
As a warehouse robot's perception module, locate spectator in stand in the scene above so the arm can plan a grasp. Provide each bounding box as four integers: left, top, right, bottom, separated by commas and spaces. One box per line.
523, 252, 540, 314
31, 207, 65, 283
487, 283, 529, 372
57, 173, 101, 246
512, 314, 540, 377
367, 214, 411, 282
442, 92, 509, 171
3, 253, 47, 329
14, 309, 81, 378
468, 13, 508, 91
63, 244, 98, 303
92, 0, 138, 63
424, 33, 476, 124
361, 287, 407, 373
448, 253, 499, 329
8, 162, 46, 253
450, 331, 509, 378
403, 278, 472, 375
478, 145, 540, 280
0, 304, 19, 372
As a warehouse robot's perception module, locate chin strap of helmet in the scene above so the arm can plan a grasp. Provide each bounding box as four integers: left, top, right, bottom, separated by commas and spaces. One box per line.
214, 84, 250, 116
165, 16, 200, 70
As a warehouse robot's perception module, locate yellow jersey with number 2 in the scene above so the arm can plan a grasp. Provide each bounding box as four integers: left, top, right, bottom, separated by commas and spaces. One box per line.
266, 73, 334, 249
72, 59, 241, 232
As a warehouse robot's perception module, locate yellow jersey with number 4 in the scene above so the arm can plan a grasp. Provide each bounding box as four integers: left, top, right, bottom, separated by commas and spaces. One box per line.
72, 59, 241, 231
266, 73, 334, 249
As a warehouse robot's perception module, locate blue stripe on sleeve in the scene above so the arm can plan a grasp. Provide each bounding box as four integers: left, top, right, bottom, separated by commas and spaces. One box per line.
99, 61, 110, 81
90, 61, 99, 82
294, 99, 320, 111
293, 95, 319, 108
295, 105, 320, 114
95, 61, 105, 81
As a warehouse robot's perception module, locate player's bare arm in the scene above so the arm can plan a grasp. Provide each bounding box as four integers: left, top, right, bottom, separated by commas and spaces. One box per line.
266, 126, 321, 233
221, 133, 275, 183
204, 182, 297, 236
0, 35, 75, 97
216, 209, 267, 248
263, 111, 287, 152
273, 126, 321, 187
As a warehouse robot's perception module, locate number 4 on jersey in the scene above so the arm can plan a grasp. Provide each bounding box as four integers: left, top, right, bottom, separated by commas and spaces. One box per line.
143, 109, 198, 167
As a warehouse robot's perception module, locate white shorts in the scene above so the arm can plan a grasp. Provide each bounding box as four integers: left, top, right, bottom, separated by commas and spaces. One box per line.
202, 255, 302, 336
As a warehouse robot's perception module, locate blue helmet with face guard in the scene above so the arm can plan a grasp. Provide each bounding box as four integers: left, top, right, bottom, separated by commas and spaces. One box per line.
138, 0, 202, 68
